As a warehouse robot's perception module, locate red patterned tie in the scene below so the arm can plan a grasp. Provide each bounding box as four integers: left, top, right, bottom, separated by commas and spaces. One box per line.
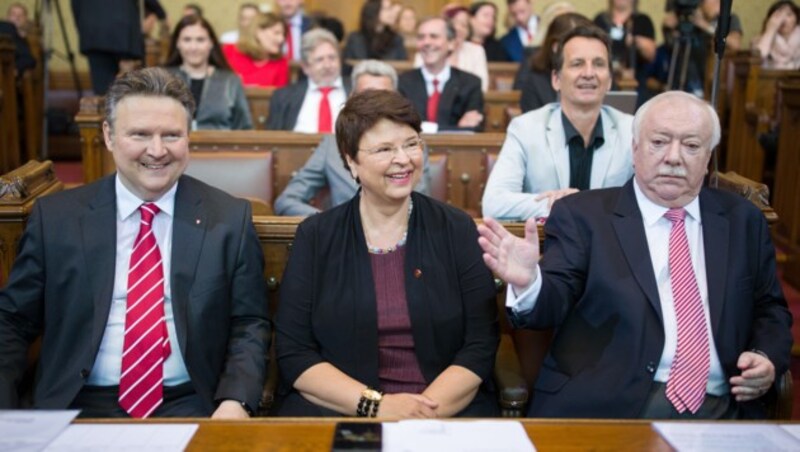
427, 78, 440, 123
664, 208, 710, 414
119, 203, 171, 418
318, 86, 333, 133
285, 22, 293, 60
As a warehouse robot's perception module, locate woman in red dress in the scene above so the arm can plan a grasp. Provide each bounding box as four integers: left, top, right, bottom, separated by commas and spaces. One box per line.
223, 12, 289, 87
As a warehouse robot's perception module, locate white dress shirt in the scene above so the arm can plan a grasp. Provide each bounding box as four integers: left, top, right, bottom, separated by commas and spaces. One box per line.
516, 15, 539, 46
506, 179, 728, 396
293, 77, 347, 134
419, 65, 451, 134
87, 176, 190, 386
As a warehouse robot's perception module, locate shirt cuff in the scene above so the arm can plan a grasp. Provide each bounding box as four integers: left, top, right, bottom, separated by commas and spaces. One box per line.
505, 265, 543, 316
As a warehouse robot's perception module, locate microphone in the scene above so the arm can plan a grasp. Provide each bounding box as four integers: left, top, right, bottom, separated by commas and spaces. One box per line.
715, 0, 734, 56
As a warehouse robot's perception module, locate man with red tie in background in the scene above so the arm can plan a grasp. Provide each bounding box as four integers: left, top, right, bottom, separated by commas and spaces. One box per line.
478, 91, 792, 419
267, 28, 350, 133
0, 68, 269, 419
398, 17, 484, 133
276, 0, 313, 62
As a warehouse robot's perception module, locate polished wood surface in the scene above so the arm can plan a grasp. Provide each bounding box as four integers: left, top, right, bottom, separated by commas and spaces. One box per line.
75, 418, 678, 451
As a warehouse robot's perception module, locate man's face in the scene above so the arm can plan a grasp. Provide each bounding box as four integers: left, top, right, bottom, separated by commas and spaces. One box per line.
302, 41, 341, 86
701, 0, 720, 19
416, 19, 452, 70
6, 5, 27, 30
508, 0, 532, 28
633, 97, 714, 208
354, 74, 394, 93
239, 6, 259, 31
103, 96, 190, 202
276, 0, 303, 18
552, 36, 612, 110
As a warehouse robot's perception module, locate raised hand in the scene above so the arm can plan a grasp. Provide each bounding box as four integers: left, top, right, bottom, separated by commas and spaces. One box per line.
477, 217, 540, 294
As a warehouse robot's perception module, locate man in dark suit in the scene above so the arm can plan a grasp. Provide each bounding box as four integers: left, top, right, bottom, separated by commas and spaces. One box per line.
266, 28, 350, 132
0, 68, 269, 419
276, 0, 313, 62
398, 17, 484, 133
500, 0, 539, 62
478, 90, 792, 419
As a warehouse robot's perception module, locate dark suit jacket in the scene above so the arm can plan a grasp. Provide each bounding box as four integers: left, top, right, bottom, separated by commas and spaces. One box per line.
510, 179, 793, 418
398, 67, 485, 132
0, 175, 270, 414
0, 21, 35, 74
71, 0, 146, 58
514, 69, 556, 113
500, 29, 524, 63
266, 78, 352, 131
274, 192, 499, 416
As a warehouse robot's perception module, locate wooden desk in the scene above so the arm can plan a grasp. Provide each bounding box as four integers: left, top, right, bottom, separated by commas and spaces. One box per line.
77, 418, 676, 451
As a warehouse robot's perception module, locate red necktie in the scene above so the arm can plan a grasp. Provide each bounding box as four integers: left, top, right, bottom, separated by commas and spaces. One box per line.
119, 203, 171, 419
318, 86, 333, 133
524, 29, 533, 45
427, 78, 440, 123
285, 22, 293, 60
663, 208, 710, 414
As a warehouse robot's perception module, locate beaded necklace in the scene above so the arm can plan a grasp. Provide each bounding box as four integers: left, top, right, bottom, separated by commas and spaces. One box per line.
366, 199, 414, 255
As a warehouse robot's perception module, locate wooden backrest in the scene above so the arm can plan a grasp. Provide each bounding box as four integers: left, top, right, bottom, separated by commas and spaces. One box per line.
772, 81, 800, 290
0, 36, 20, 175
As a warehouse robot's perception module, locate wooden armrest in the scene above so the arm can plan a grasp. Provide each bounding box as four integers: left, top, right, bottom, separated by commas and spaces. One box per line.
769, 370, 794, 420
494, 333, 529, 417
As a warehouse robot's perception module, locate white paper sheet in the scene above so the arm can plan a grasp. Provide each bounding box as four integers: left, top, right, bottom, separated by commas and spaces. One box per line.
780, 425, 800, 442
44, 424, 198, 452
382, 420, 535, 452
653, 422, 800, 452
0, 410, 79, 452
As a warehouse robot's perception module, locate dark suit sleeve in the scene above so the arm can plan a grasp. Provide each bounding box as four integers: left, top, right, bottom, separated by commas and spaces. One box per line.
748, 211, 793, 377
449, 213, 499, 381
212, 202, 271, 412
275, 220, 325, 385
266, 88, 287, 130
0, 202, 46, 408
440, 74, 485, 132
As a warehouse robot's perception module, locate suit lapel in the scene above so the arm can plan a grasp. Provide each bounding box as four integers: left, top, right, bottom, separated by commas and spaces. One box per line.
612, 181, 663, 321
699, 189, 728, 333
288, 80, 308, 129
408, 71, 428, 122
170, 177, 207, 357
438, 70, 459, 123
82, 176, 119, 354
544, 105, 568, 187
590, 108, 617, 188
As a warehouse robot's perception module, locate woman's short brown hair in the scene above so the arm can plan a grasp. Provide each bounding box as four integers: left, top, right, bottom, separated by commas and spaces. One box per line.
335, 90, 421, 175
236, 12, 285, 61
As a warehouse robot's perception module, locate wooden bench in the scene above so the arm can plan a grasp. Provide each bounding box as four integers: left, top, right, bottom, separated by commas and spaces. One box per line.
773, 81, 800, 291
0, 36, 20, 175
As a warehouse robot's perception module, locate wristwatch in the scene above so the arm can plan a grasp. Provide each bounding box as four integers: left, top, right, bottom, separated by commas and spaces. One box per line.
357, 387, 383, 417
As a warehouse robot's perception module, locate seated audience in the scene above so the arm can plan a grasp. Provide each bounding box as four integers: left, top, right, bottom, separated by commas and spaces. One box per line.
183, 3, 203, 18
275, 60, 431, 216
399, 17, 484, 132
418, 6, 489, 92
396, 5, 419, 49
0, 18, 35, 75
469, 2, 511, 61
344, 0, 407, 61
594, 0, 656, 104
223, 12, 289, 88
267, 29, 349, 132
501, 0, 540, 62
478, 90, 793, 419
514, 12, 593, 113
483, 25, 633, 220
165, 15, 253, 130
277, 0, 314, 62
220, 3, 260, 45
756, 0, 800, 69
0, 68, 270, 418
275, 89, 499, 418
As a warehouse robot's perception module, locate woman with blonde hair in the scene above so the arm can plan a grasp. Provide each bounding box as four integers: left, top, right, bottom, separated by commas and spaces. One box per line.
223, 12, 289, 87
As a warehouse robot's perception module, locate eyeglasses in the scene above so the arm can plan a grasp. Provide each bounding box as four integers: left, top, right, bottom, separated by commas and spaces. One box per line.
358, 137, 424, 160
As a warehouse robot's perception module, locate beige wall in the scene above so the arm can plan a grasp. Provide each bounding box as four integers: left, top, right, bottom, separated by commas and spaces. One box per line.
0, 0, 775, 72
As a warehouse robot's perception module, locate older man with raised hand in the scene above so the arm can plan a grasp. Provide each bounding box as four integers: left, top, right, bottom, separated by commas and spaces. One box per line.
274, 60, 431, 216
398, 16, 484, 133
267, 28, 349, 133
482, 25, 634, 221
0, 68, 270, 419
478, 90, 792, 419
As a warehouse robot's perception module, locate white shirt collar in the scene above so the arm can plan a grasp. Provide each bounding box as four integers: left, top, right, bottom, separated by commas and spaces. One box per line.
288, 11, 303, 27
115, 174, 177, 221
421, 64, 451, 85
307, 76, 344, 92
633, 176, 701, 227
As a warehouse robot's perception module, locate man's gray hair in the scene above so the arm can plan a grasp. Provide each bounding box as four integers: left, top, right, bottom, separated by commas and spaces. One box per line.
351, 59, 398, 89
300, 28, 339, 64
632, 90, 721, 150
104, 67, 195, 132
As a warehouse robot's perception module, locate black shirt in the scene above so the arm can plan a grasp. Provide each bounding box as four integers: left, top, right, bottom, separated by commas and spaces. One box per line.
562, 112, 605, 191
